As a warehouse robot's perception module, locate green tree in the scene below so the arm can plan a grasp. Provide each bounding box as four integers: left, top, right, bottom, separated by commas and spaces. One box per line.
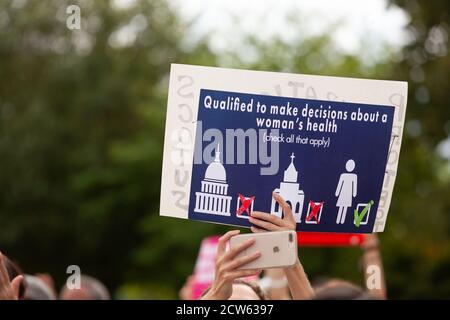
0, 0, 216, 294
381, 0, 450, 298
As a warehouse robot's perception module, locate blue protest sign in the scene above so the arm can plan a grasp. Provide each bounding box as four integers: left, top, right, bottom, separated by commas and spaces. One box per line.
160, 64, 408, 234
188, 89, 394, 233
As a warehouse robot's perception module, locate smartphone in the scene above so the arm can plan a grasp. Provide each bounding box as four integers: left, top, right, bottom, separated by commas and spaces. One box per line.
229, 230, 298, 270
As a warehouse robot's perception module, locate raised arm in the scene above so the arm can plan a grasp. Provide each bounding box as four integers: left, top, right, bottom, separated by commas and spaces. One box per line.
250, 192, 314, 300
361, 234, 386, 299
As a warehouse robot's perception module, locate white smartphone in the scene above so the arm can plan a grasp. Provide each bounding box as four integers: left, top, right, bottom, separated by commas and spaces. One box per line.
229, 230, 298, 270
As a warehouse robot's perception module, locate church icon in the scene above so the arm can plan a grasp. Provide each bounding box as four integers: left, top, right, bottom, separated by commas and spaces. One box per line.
194, 144, 232, 216
270, 153, 305, 223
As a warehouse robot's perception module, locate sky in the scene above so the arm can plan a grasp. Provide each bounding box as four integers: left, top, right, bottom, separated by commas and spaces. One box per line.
112, 0, 410, 63
109, 0, 449, 160
167, 0, 411, 62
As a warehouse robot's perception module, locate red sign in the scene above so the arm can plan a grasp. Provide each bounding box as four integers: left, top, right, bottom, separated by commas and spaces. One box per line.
297, 232, 366, 247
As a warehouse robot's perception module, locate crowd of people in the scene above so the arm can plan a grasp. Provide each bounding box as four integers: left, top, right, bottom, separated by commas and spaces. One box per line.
0, 252, 110, 300
0, 193, 385, 300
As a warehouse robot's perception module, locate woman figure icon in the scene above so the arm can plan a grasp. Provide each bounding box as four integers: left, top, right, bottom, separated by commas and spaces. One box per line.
335, 159, 358, 224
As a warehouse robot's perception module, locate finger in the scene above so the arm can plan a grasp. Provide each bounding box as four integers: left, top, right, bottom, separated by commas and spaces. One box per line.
222, 251, 261, 271
0, 252, 10, 284
217, 230, 240, 257
226, 269, 262, 280
249, 216, 282, 231
225, 237, 255, 261
250, 226, 267, 233
250, 211, 284, 227
273, 192, 295, 222
11, 275, 23, 300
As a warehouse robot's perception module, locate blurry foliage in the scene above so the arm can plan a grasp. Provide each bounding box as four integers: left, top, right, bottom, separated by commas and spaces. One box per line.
0, 0, 449, 299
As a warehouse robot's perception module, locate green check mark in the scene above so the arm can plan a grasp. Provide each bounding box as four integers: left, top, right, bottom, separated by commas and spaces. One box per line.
354, 200, 374, 227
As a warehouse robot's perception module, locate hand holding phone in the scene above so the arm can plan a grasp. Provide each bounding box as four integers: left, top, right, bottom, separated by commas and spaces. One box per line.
201, 230, 262, 300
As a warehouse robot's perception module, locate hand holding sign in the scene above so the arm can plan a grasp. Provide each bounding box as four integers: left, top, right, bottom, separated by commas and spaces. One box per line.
249, 194, 314, 299
249, 193, 296, 232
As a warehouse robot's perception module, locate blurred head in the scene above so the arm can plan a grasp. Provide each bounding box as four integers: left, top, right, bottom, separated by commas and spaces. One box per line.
313, 278, 377, 300
3, 254, 26, 299
60, 275, 110, 300
202, 279, 265, 300
23, 275, 56, 300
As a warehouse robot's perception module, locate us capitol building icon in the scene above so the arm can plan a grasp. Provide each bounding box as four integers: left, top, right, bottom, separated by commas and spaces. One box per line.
194, 144, 232, 216
271, 153, 305, 223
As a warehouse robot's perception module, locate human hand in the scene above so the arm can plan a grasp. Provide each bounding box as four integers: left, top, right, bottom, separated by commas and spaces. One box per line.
202, 230, 262, 300
0, 252, 23, 300
249, 192, 296, 232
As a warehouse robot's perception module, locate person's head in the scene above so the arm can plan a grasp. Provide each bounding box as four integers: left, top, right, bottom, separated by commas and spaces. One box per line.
23, 275, 56, 300
3, 254, 26, 299
202, 279, 265, 300
313, 278, 377, 300
59, 275, 110, 300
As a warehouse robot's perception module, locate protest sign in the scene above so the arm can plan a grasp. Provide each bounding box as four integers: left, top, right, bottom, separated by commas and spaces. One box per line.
297, 232, 366, 247
191, 236, 218, 299
160, 64, 407, 233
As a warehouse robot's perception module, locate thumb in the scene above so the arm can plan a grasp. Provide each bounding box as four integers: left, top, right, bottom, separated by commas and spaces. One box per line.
273, 192, 295, 222
11, 275, 23, 300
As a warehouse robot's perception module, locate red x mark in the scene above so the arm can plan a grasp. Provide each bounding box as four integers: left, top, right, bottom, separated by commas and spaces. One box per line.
236, 194, 255, 216
306, 201, 324, 224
